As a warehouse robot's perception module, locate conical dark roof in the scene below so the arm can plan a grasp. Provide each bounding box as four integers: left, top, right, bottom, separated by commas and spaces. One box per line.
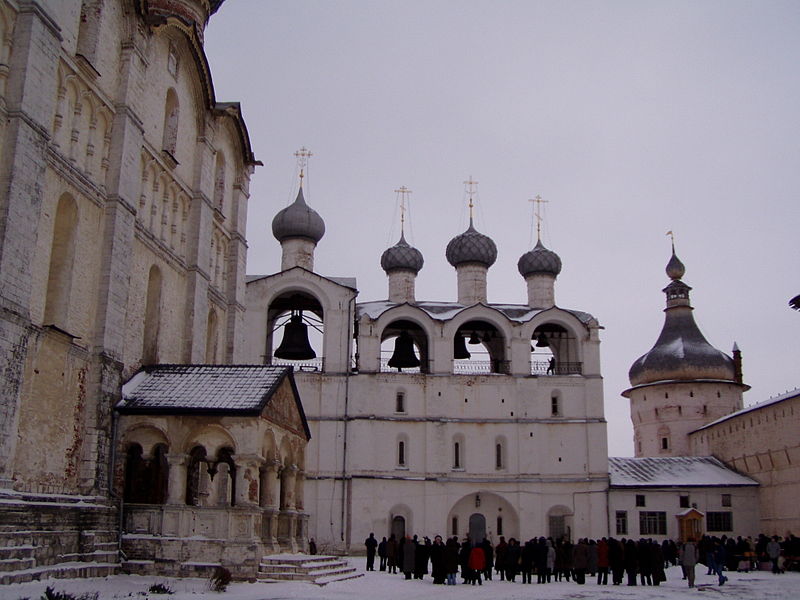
445, 219, 497, 267
628, 252, 735, 386
272, 187, 325, 243
518, 239, 562, 277
381, 233, 424, 273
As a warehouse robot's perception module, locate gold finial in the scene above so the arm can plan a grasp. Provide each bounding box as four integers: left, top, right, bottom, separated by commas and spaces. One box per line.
666, 230, 675, 253
529, 194, 548, 241
464, 176, 478, 221
394, 186, 412, 235
294, 146, 313, 187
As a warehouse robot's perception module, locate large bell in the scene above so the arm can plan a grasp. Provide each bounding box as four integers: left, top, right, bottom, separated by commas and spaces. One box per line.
468, 331, 481, 345
454, 334, 471, 359
535, 332, 550, 348
387, 331, 420, 370
274, 312, 316, 360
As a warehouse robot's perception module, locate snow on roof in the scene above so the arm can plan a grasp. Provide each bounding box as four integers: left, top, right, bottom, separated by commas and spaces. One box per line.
608, 456, 758, 488
693, 387, 800, 432
117, 365, 292, 415
356, 301, 596, 325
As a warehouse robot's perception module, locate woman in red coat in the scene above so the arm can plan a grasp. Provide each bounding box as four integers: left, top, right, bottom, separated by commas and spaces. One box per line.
597, 538, 610, 585
468, 544, 485, 585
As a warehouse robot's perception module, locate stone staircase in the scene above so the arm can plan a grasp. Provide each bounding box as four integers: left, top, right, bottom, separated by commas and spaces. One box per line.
258, 554, 362, 585
0, 491, 120, 584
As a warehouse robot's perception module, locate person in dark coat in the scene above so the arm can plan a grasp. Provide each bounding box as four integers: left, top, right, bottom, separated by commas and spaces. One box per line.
402, 535, 415, 580
572, 538, 589, 584
561, 539, 573, 581
414, 535, 429, 579
505, 538, 521, 582
609, 537, 624, 585
495, 536, 508, 580
365, 532, 378, 571
378, 536, 388, 571
309, 537, 317, 555
624, 538, 638, 586
534, 537, 548, 583
481, 538, 494, 581
459, 538, 472, 583
430, 535, 447, 584
445, 536, 460, 585
652, 541, 666, 585
638, 539, 653, 586
520, 538, 534, 584
387, 534, 398, 573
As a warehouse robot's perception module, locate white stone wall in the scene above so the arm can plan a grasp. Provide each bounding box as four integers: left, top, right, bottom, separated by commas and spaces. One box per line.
608, 486, 760, 540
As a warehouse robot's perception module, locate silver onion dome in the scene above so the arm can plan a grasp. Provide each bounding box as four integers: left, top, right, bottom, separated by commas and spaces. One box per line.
517, 239, 562, 277
272, 187, 325, 243
445, 220, 497, 267
381, 233, 424, 273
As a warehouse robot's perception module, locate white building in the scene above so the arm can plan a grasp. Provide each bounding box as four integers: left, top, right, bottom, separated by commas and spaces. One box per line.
244, 181, 610, 552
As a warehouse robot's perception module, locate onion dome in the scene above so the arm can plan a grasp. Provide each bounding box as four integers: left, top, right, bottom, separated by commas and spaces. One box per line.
517, 239, 562, 277
445, 219, 497, 268
380, 233, 424, 274
271, 187, 325, 243
628, 252, 735, 387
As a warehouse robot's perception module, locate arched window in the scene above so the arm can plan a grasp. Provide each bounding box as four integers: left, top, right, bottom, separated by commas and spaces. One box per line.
452, 434, 465, 470
76, 0, 103, 64
395, 391, 405, 413
213, 153, 226, 211
205, 309, 218, 363
396, 436, 408, 468
142, 265, 162, 364
658, 426, 671, 453
497, 516, 504, 536
185, 445, 207, 506
162, 88, 179, 156
451, 516, 458, 536
551, 391, 562, 417
495, 438, 505, 470
44, 194, 78, 328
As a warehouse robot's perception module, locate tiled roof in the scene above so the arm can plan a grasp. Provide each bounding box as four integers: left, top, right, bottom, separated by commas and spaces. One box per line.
608, 456, 758, 488
117, 365, 292, 415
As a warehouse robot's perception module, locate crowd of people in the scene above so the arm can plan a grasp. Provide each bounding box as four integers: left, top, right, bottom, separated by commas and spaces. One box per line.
360, 532, 799, 588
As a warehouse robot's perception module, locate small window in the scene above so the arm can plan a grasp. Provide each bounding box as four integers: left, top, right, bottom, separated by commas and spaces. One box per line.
615, 511, 628, 535
451, 516, 458, 536
398, 441, 406, 467
497, 516, 503, 536
707, 511, 733, 532
680, 495, 690, 508
453, 442, 461, 469
721, 494, 731, 507
635, 494, 646, 507
495, 443, 503, 470
395, 391, 405, 413
639, 511, 667, 535
551, 395, 560, 416
661, 437, 669, 450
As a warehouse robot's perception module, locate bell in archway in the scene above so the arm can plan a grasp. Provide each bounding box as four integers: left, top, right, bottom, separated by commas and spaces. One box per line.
454, 334, 471, 359
535, 332, 550, 348
468, 331, 481, 345
274, 312, 316, 360
387, 331, 420, 370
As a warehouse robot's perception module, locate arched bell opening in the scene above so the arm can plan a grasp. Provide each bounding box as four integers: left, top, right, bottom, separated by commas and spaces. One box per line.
453, 320, 507, 374
530, 323, 581, 375
266, 291, 324, 371
380, 319, 429, 373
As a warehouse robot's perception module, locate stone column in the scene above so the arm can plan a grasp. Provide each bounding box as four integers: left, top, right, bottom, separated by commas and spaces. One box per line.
165, 453, 188, 505
280, 464, 298, 510
294, 469, 306, 511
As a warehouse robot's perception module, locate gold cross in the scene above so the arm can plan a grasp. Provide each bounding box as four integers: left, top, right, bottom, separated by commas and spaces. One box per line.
394, 186, 412, 234
529, 194, 548, 241
294, 147, 313, 184
464, 176, 478, 220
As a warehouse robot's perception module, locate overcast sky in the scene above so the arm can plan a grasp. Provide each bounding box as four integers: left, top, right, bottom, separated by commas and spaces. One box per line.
205, 1, 799, 456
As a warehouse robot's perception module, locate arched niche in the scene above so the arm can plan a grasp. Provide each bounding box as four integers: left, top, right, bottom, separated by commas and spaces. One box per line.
527, 312, 585, 376
379, 318, 430, 374
451, 318, 509, 375
546, 504, 573, 541
266, 290, 324, 371
44, 193, 78, 329
447, 491, 518, 543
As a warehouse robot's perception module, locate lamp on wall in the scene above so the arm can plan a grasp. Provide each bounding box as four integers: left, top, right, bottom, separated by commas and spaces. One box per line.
475, 494, 481, 507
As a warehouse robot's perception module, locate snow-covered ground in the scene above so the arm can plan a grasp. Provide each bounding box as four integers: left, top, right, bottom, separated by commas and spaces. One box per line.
2, 561, 797, 600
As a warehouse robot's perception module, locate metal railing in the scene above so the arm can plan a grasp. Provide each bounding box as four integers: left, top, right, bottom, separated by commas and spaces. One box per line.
531, 361, 582, 376
270, 357, 324, 372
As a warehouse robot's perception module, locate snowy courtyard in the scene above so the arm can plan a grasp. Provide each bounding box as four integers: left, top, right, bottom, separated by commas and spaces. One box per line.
1, 561, 797, 600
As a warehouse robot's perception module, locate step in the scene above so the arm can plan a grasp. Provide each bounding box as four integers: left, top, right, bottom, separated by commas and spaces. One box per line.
59, 550, 119, 563
0, 545, 35, 560
314, 571, 364, 585
0, 557, 36, 572
0, 562, 119, 586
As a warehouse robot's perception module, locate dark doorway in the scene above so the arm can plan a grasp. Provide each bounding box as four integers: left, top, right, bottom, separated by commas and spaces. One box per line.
468, 513, 486, 545
391, 515, 406, 539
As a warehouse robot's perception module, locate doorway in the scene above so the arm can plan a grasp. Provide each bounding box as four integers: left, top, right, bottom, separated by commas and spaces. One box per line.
468, 513, 486, 545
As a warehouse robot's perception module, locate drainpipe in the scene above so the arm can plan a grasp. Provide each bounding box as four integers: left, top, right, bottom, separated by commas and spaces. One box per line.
340, 294, 356, 550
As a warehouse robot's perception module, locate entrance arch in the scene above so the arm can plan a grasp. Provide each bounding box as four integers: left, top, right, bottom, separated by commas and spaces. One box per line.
447, 491, 518, 543
391, 516, 406, 540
